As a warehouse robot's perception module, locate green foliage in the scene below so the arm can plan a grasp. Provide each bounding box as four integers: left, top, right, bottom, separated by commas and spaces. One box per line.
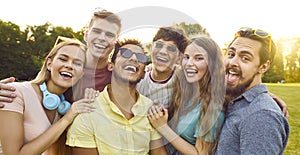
0, 20, 84, 80
267, 83, 300, 155
277, 37, 300, 82
263, 36, 300, 83
1, 19, 300, 82
174, 22, 210, 38
263, 45, 285, 82
0, 20, 33, 80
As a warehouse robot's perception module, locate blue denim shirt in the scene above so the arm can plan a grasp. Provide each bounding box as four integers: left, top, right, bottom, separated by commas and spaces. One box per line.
215, 84, 289, 155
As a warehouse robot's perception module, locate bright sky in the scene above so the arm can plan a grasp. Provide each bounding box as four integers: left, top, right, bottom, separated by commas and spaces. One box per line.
1, 0, 299, 47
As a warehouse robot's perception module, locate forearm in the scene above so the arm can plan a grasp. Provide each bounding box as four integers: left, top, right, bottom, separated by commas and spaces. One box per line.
19, 117, 72, 155
72, 147, 99, 155
149, 138, 168, 155
157, 125, 199, 155
24, 98, 95, 153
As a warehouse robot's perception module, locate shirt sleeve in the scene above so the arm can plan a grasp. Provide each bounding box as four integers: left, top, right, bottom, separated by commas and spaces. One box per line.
0, 83, 24, 114
66, 113, 97, 148
150, 126, 162, 141
239, 110, 289, 154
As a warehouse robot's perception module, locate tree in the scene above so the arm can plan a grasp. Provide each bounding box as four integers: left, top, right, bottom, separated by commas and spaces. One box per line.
0, 20, 31, 80
23, 23, 84, 80
282, 37, 300, 82
263, 39, 285, 83
0, 20, 84, 80
174, 22, 210, 38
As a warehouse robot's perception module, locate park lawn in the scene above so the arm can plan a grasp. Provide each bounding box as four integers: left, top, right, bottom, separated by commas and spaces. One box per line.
266, 83, 300, 155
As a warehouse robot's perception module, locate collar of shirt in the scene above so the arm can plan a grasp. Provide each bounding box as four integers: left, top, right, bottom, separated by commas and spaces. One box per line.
103, 85, 148, 116
230, 84, 268, 104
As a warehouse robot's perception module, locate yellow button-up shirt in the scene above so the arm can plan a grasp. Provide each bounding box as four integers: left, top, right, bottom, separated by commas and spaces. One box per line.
66, 85, 161, 155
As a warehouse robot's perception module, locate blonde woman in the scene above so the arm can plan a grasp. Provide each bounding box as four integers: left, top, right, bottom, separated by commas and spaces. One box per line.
0, 39, 95, 155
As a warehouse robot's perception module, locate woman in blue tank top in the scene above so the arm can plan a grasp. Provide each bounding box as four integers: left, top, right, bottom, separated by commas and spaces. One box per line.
148, 36, 226, 155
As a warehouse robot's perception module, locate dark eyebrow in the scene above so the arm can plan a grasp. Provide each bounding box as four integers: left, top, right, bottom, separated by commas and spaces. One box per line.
239, 50, 254, 57
228, 46, 236, 51
58, 53, 69, 58
228, 47, 253, 57
91, 27, 103, 32
59, 53, 84, 62
91, 27, 101, 30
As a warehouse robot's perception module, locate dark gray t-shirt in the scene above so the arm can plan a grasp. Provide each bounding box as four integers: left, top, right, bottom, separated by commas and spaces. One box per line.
215, 84, 289, 155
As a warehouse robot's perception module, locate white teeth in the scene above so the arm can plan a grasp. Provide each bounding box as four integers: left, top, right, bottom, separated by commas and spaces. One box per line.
186, 69, 197, 74
124, 65, 137, 72
94, 43, 106, 49
229, 70, 238, 75
60, 71, 73, 77
156, 56, 168, 62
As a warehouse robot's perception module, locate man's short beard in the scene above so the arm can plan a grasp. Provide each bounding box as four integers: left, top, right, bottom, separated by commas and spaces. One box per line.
226, 74, 255, 99
128, 78, 142, 85
113, 72, 142, 86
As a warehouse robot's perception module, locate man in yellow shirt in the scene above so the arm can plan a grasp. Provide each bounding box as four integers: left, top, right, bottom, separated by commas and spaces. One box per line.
66, 38, 167, 155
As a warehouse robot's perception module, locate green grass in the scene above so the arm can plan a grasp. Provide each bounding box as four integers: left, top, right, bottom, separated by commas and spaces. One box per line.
266, 83, 300, 155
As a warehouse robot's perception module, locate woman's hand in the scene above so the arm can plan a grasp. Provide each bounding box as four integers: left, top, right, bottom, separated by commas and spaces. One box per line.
64, 99, 96, 123
84, 88, 99, 101
0, 77, 16, 105
269, 92, 289, 119
147, 105, 168, 129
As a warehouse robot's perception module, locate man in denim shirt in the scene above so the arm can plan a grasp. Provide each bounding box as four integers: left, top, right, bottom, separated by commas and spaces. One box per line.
215, 27, 289, 155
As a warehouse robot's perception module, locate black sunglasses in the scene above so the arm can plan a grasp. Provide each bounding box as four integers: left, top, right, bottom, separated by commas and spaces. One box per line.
153, 41, 178, 53
119, 48, 148, 64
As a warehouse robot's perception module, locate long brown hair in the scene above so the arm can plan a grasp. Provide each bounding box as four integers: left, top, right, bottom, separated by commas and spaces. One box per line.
169, 36, 226, 153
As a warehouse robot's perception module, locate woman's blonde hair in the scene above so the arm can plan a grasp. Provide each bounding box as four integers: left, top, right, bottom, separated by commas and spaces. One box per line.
31, 37, 87, 85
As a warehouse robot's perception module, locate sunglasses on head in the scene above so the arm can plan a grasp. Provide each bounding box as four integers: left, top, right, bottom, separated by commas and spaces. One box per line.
119, 48, 148, 64
153, 41, 178, 53
94, 7, 107, 13
54, 36, 83, 47
239, 27, 272, 54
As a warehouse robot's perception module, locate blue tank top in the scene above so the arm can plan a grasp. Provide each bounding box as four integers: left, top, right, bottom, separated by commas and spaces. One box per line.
168, 100, 225, 154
